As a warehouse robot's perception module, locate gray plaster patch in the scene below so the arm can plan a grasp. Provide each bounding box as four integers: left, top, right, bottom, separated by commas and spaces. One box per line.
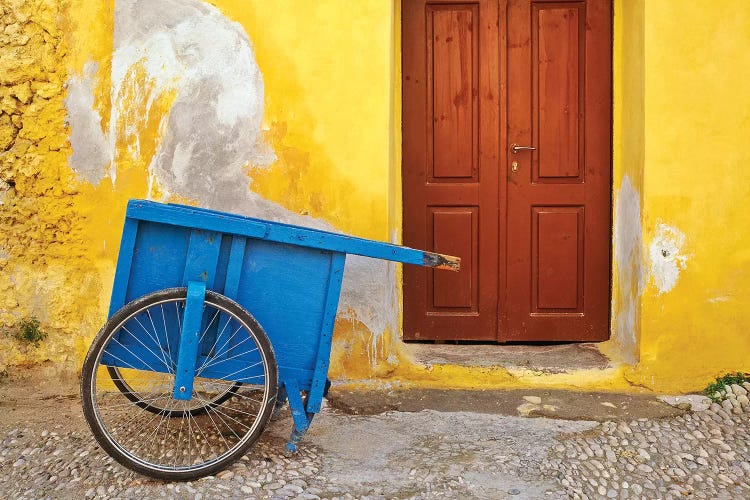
612, 175, 644, 365
112, 0, 274, 187
65, 62, 110, 184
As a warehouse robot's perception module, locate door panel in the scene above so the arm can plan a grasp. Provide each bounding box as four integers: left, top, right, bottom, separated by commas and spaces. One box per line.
402, 0, 499, 341
430, 208, 477, 310
532, 206, 584, 311
504, 0, 611, 341
534, 3, 584, 181
429, 5, 479, 180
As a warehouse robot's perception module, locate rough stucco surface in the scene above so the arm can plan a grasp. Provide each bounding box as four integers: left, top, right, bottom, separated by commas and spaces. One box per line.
0, 0, 102, 371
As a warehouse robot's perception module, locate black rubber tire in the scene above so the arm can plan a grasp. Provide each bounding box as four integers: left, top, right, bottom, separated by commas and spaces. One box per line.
81, 288, 278, 481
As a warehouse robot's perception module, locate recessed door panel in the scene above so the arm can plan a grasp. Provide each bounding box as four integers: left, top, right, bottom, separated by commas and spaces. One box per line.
533, 4, 584, 182
429, 5, 479, 181
533, 207, 584, 311
430, 207, 478, 311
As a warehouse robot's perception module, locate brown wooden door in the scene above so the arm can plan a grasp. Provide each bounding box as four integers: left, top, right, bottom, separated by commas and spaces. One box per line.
402, 0, 611, 342
504, 0, 611, 341
402, 0, 500, 340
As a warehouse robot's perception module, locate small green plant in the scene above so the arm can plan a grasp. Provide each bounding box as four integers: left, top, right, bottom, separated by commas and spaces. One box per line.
704, 372, 750, 403
12, 317, 48, 347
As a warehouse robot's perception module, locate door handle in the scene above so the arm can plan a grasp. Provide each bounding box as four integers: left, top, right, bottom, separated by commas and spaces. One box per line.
511, 144, 536, 154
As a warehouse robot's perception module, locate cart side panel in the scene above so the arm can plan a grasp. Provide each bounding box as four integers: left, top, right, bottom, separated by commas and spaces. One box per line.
108, 213, 341, 385
123, 221, 191, 301
235, 239, 334, 378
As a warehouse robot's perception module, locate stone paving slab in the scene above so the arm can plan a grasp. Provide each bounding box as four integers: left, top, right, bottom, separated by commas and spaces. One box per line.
327, 388, 685, 421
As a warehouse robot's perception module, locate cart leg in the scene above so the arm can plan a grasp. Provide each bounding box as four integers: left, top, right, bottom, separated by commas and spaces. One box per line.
271, 385, 288, 421
172, 281, 206, 400
284, 379, 315, 453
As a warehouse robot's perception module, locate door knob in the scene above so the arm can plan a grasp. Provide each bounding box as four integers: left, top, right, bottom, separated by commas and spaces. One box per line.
511, 144, 536, 154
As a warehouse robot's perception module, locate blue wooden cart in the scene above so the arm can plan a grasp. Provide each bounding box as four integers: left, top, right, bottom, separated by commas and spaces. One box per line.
80, 200, 458, 480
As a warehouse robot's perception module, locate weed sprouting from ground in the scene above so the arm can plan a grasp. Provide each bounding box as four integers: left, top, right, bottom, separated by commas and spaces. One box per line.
705, 372, 750, 403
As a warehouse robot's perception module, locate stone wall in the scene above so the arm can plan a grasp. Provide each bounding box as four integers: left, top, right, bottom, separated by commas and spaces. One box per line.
0, 0, 100, 371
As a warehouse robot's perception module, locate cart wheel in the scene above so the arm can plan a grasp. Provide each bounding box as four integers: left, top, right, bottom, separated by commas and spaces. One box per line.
81, 288, 278, 481
107, 366, 241, 417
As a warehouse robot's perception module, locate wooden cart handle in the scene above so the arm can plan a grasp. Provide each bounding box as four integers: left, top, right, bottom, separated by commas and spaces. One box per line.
423, 251, 461, 271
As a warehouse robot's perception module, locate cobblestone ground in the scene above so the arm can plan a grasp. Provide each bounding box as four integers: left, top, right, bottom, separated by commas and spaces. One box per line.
0, 383, 748, 499
546, 389, 750, 499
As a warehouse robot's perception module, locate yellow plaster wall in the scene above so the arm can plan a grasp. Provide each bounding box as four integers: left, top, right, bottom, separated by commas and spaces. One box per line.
0, 0, 403, 377
232, 0, 395, 241
221, 0, 402, 380
2, 0, 748, 394
625, 0, 750, 391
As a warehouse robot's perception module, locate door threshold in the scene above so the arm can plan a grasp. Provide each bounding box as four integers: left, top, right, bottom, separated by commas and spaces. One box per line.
405, 342, 611, 374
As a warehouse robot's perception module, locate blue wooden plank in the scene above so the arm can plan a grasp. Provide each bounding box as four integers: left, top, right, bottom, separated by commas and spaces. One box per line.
211, 235, 234, 296
277, 366, 315, 388
307, 252, 346, 413
109, 217, 139, 316
173, 281, 206, 400
182, 229, 222, 288
123, 221, 190, 303
234, 240, 330, 377
126, 200, 431, 266
222, 236, 247, 300
128, 200, 269, 241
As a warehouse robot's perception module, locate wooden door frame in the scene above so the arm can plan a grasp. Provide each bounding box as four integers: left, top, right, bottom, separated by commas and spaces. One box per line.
398, 0, 614, 343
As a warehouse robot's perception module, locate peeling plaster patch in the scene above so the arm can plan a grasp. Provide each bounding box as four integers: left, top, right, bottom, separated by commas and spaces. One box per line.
0, 179, 11, 206
613, 175, 644, 365
649, 223, 688, 294
65, 62, 111, 184
113, 0, 274, 189
339, 256, 398, 369
708, 296, 731, 303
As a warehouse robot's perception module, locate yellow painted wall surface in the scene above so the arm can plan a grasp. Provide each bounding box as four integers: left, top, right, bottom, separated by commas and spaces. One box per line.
625, 0, 750, 391
605, 0, 644, 367
1, 0, 748, 394
230, 1, 394, 241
